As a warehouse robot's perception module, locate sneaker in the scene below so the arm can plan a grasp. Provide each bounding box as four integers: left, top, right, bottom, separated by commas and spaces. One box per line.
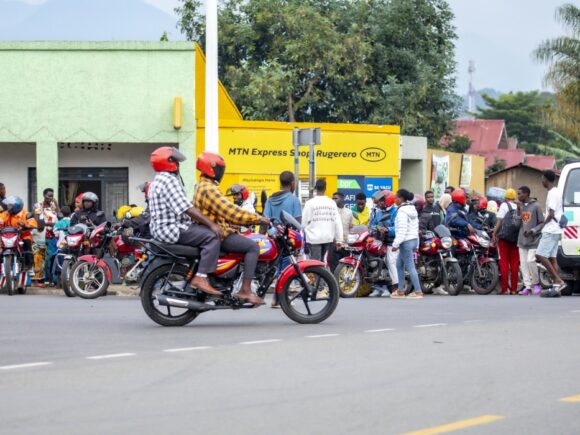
541, 288, 561, 298
369, 288, 385, 297
433, 287, 449, 296
532, 284, 542, 296
407, 292, 424, 299
518, 288, 531, 296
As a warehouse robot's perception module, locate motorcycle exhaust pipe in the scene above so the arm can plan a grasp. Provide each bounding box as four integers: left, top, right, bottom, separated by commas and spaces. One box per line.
156, 294, 216, 312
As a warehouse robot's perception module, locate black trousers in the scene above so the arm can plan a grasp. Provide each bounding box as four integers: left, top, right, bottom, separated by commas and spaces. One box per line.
221, 233, 260, 280
178, 224, 220, 274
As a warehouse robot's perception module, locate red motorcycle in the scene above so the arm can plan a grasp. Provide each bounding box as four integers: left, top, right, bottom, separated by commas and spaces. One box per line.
55, 223, 91, 297
453, 229, 499, 294
334, 224, 395, 298
0, 227, 29, 295
136, 211, 339, 326
69, 222, 144, 299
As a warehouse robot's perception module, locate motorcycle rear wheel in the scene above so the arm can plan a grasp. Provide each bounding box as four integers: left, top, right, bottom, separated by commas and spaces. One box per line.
334, 263, 362, 298
4, 256, 15, 296
61, 259, 76, 298
70, 261, 109, 299
471, 262, 499, 295
443, 262, 463, 296
141, 264, 199, 327
280, 266, 339, 324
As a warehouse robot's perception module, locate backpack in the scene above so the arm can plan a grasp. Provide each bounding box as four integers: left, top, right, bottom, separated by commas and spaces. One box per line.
498, 203, 521, 244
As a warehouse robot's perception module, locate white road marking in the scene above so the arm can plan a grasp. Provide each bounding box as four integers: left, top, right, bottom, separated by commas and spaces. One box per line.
0, 362, 52, 371
463, 320, 484, 323
365, 328, 395, 333
86, 353, 136, 360
163, 346, 213, 353
413, 323, 447, 328
239, 339, 282, 345
306, 334, 340, 338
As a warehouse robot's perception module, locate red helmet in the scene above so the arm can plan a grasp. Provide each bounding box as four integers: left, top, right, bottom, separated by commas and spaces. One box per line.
413, 193, 425, 211
451, 188, 467, 206
227, 184, 249, 201
385, 192, 396, 208
196, 152, 226, 182
150, 146, 186, 173
478, 196, 488, 211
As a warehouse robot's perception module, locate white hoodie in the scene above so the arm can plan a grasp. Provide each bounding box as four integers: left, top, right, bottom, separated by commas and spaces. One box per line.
393, 203, 419, 248
302, 195, 343, 244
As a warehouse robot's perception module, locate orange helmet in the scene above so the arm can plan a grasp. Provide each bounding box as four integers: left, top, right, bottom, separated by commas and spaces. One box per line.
196, 152, 226, 183
412, 193, 425, 211
150, 146, 186, 173
451, 188, 467, 206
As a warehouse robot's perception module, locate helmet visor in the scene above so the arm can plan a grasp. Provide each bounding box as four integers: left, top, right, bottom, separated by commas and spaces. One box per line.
171, 147, 187, 163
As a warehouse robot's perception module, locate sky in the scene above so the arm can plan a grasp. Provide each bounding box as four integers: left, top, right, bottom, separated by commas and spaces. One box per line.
1, 0, 569, 94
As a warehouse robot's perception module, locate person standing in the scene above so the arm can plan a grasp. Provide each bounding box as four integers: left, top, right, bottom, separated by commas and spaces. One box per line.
535, 170, 566, 297
516, 186, 544, 296
302, 179, 343, 263
492, 188, 521, 295
329, 192, 353, 272
263, 171, 302, 308
391, 189, 423, 299
351, 192, 370, 226
34, 188, 60, 286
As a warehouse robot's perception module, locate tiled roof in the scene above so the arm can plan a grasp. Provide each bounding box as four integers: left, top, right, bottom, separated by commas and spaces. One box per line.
524, 155, 556, 171
449, 119, 508, 153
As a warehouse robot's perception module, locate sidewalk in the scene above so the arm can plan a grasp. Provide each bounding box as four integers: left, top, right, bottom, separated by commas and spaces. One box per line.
26, 284, 139, 297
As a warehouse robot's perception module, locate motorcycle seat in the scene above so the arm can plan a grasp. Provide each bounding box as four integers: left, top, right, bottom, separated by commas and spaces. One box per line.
151, 242, 200, 258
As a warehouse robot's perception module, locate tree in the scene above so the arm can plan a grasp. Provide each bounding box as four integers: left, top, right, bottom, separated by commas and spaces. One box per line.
174, 0, 460, 143
486, 158, 506, 175
534, 3, 580, 142
445, 134, 472, 154
160, 31, 169, 41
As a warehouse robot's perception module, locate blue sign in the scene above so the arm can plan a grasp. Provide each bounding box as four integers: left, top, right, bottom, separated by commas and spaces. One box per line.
337, 176, 365, 208
365, 177, 393, 198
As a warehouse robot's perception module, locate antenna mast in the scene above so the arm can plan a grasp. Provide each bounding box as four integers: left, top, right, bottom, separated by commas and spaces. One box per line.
467, 60, 476, 118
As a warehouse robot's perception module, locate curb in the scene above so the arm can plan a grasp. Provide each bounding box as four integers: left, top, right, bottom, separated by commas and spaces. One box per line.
25, 286, 139, 297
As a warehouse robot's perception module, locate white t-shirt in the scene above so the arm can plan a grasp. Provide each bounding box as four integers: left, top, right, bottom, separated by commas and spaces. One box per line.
496, 201, 514, 219
542, 187, 563, 234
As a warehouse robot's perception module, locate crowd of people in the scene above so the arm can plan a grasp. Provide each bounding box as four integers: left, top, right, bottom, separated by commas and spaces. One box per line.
0, 145, 568, 301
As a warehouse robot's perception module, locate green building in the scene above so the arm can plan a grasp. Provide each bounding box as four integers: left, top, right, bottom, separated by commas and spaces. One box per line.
0, 41, 196, 216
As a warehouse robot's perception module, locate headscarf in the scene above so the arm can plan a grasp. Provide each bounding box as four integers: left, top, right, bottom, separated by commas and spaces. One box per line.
487, 200, 498, 214
504, 188, 517, 201
439, 193, 452, 211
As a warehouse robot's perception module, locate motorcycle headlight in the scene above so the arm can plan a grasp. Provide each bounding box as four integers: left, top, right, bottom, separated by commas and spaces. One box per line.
2, 236, 17, 248
478, 236, 490, 248
347, 234, 359, 244
441, 237, 452, 250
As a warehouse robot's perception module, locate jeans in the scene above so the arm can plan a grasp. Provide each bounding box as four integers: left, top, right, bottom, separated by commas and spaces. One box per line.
307, 243, 332, 264
396, 239, 421, 293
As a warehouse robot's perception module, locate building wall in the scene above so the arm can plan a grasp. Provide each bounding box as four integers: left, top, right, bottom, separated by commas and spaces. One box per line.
0, 143, 36, 204
400, 136, 427, 194
0, 41, 196, 196
426, 149, 485, 195
486, 166, 555, 208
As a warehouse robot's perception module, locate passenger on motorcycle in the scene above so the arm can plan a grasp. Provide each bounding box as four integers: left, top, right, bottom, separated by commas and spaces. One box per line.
368, 190, 399, 297
195, 152, 270, 305
148, 146, 223, 296
227, 184, 256, 234
70, 192, 107, 227
474, 197, 497, 230
445, 189, 477, 239
0, 196, 37, 268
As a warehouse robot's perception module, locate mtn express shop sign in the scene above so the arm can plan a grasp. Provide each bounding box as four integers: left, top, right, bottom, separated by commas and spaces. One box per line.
219, 127, 400, 176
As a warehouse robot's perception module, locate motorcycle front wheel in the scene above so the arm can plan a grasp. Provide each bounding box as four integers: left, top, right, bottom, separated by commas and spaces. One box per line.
471, 261, 499, 295
141, 264, 199, 327
334, 263, 362, 298
70, 261, 109, 299
443, 262, 463, 296
61, 259, 76, 297
280, 266, 339, 324
4, 256, 15, 296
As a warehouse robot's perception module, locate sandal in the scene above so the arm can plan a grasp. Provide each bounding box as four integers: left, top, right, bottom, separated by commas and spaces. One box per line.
390, 290, 406, 299
237, 293, 265, 306
407, 292, 424, 299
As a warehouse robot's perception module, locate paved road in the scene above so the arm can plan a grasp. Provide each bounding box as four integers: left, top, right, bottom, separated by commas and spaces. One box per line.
1, 294, 579, 435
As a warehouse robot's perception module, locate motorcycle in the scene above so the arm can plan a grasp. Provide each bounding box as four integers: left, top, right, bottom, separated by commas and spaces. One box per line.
334, 223, 396, 298
453, 229, 499, 294
135, 211, 339, 326
0, 227, 30, 295
69, 222, 146, 299
54, 223, 91, 297
417, 225, 463, 295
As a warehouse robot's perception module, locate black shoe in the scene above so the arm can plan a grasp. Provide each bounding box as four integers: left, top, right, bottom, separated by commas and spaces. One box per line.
540, 288, 561, 298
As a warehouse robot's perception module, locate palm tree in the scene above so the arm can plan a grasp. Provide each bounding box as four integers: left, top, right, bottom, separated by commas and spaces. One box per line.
533, 3, 580, 142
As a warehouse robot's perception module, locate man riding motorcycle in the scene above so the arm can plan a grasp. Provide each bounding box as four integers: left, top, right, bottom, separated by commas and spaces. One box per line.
148, 146, 223, 296
445, 189, 477, 238
194, 152, 270, 305
0, 196, 37, 268
70, 192, 107, 227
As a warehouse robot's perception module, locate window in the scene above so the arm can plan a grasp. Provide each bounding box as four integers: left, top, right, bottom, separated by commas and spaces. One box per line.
563, 168, 580, 206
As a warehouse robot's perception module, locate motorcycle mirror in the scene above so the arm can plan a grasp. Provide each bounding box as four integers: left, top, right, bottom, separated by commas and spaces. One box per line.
96, 211, 105, 218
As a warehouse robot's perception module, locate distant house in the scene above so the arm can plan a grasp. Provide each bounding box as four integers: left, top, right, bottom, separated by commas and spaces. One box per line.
444, 119, 556, 172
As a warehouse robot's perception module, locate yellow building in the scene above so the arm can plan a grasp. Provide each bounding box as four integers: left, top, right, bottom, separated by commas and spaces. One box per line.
194, 45, 400, 206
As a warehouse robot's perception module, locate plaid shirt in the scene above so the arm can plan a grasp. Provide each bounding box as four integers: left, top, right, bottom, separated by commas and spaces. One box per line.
194, 177, 262, 238
149, 172, 192, 243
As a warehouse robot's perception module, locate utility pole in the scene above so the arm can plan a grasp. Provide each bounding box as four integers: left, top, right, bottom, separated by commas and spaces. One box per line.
205, 0, 219, 153
467, 60, 476, 119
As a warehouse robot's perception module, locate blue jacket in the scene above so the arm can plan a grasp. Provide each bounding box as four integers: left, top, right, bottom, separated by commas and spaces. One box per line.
263, 191, 302, 222
445, 202, 471, 239
370, 205, 397, 243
